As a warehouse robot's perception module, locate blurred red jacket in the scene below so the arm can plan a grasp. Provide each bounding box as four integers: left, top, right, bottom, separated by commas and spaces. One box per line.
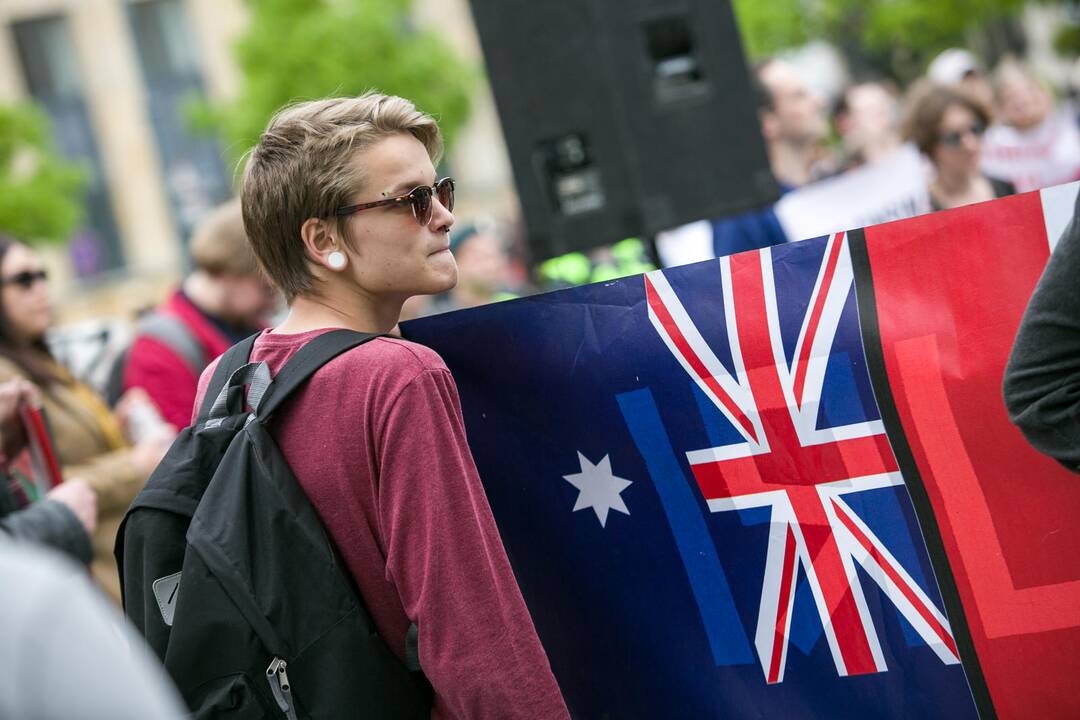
122, 290, 232, 430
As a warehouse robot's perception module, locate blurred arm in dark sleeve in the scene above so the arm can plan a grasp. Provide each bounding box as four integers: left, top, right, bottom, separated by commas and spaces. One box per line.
1003, 191, 1080, 473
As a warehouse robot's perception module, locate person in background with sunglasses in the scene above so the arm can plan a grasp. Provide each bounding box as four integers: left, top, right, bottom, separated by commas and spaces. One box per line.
903, 81, 1015, 212
0, 234, 173, 604
189, 93, 568, 719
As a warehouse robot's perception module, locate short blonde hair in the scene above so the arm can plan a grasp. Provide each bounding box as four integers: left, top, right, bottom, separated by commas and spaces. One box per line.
188, 198, 259, 276
241, 92, 443, 300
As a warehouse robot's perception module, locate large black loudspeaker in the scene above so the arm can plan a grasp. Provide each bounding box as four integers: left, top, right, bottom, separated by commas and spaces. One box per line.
468, 0, 779, 260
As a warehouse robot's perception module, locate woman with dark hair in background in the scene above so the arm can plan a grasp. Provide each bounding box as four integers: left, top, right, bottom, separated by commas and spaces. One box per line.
0, 234, 172, 602
903, 82, 1016, 211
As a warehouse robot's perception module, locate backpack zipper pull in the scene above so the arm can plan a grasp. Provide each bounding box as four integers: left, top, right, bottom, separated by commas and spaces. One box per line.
266, 657, 299, 720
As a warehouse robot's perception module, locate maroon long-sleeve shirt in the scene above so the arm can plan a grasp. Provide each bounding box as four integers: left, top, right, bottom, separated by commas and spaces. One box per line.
195, 328, 568, 720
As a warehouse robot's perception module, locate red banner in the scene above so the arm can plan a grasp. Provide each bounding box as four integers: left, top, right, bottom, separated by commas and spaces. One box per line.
861, 187, 1080, 718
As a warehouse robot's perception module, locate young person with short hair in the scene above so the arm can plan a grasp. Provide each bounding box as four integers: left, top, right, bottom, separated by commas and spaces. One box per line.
195, 93, 569, 719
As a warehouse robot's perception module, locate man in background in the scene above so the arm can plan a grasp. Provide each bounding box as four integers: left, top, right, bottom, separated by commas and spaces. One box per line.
660, 58, 832, 264
120, 199, 277, 429
833, 81, 903, 171
754, 58, 833, 190
927, 48, 995, 108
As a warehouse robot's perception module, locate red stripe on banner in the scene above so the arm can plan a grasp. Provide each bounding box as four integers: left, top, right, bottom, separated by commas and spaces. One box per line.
833, 497, 959, 659
644, 275, 759, 443
864, 190, 1080, 719
768, 526, 798, 684
793, 232, 845, 409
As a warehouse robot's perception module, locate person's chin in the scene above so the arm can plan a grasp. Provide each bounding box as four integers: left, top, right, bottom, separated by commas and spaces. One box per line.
426, 264, 458, 295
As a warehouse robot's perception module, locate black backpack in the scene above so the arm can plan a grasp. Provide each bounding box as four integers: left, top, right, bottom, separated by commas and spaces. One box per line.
116, 330, 433, 719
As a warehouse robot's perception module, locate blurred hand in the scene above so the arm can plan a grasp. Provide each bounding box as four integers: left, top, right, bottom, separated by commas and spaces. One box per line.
130, 427, 175, 479
0, 379, 38, 462
115, 387, 175, 446
114, 387, 151, 433
46, 478, 98, 535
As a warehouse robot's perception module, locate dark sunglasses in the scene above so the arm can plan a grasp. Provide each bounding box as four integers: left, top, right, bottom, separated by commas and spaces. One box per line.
0, 269, 48, 290
334, 177, 455, 226
939, 122, 986, 148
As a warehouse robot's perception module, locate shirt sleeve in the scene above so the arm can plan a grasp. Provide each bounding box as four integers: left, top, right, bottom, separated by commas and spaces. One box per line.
1003, 193, 1080, 473
124, 336, 200, 430
375, 368, 569, 720
0, 498, 92, 565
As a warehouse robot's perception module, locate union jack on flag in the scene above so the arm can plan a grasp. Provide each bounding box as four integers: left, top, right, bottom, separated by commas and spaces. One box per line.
644, 232, 960, 684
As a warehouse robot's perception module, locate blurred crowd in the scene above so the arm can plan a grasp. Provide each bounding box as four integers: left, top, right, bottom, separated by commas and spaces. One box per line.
660, 48, 1080, 265
2, 45, 1077, 595
0, 40, 1077, 716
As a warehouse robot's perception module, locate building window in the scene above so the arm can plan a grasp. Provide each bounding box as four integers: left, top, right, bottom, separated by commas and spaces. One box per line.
128, 0, 229, 252
12, 15, 126, 276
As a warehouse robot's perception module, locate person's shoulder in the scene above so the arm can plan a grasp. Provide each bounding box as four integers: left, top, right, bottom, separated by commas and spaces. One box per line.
359, 336, 448, 373
193, 354, 224, 416
987, 175, 1017, 198
328, 336, 447, 382
311, 337, 451, 414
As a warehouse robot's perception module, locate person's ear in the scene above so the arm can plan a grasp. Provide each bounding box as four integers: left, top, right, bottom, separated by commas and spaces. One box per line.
299, 217, 346, 271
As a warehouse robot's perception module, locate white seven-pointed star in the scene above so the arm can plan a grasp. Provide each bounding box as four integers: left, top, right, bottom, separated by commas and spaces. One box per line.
563, 452, 632, 528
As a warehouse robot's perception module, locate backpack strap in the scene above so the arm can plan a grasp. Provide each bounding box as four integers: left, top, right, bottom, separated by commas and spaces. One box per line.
137, 311, 207, 377
257, 329, 383, 420
204, 362, 273, 428
195, 332, 260, 425
104, 312, 205, 408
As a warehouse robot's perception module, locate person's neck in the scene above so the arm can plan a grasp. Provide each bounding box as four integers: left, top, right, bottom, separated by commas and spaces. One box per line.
274, 284, 402, 336
769, 139, 817, 188
182, 271, 226, 318
934, 168, 977, 196
861, 135, 901, 165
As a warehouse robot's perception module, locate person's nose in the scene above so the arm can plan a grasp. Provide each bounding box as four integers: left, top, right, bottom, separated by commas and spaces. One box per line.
430, 194, 455, 233
963, 130, 981, 153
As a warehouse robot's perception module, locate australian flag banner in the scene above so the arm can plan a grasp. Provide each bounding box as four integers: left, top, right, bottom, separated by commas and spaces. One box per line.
401, 182, 1080, 719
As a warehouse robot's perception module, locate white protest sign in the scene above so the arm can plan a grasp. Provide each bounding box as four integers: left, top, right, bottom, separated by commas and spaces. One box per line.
775, 144, 932, 242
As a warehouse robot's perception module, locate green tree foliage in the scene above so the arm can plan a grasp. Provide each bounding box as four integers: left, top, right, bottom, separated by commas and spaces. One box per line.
732, 0, 815, 62
733, 0, 1030, 81
0, 103, 85, 244
205, 0, 474, 165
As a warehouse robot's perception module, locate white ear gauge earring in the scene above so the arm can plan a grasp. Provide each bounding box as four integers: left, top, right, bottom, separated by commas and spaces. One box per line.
327, 251, 347, 270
